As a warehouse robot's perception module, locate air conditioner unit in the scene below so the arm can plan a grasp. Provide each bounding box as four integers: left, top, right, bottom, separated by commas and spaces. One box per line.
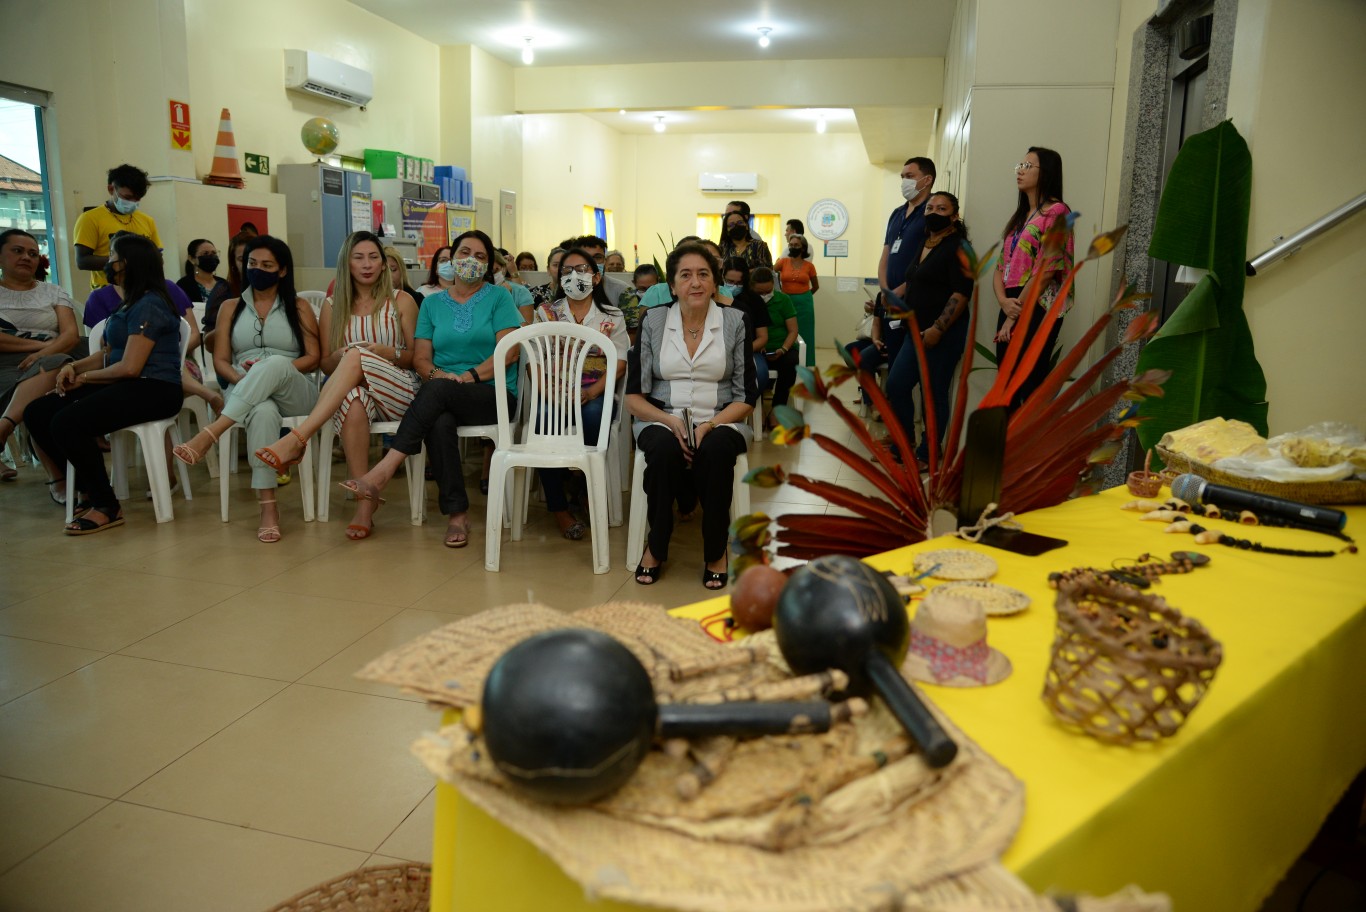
698, 172, 759, 194
284, 49, 374, 108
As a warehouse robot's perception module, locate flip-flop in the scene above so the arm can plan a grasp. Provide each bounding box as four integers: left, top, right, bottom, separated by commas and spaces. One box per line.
64, 508, 125, 536
338, 479, 387, 505
255, 429, 310, 472
173, 427, 219, 467
444, 521, 470, 548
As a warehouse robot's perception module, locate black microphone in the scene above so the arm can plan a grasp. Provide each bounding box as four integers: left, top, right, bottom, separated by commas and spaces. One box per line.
1170, 474, 1348, 532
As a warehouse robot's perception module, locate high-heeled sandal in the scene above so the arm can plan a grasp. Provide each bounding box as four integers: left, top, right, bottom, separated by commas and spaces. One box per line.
255, 429, 310, 472
173, 426, 220, 467
257, 498, 281, 543
702, 562, 728, 590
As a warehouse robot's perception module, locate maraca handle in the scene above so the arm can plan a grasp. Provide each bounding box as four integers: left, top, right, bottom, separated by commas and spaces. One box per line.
659, 700, 836, 738
864, 652, 958, 768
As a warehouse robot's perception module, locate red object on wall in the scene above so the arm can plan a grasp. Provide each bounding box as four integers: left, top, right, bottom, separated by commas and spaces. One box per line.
373, 199, 385, 234
227, 204, 269, 238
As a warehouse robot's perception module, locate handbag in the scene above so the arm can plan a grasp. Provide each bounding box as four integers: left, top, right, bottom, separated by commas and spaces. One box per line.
855, 312, 875, 341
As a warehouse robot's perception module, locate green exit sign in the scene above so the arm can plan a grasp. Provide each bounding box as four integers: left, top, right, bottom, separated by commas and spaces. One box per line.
244, 153, 270, 175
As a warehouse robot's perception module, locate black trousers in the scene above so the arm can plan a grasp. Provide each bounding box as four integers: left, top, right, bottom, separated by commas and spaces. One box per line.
24, 379, 183, 512
996, 286, 1063, 412
638, 423, 747, 564
389, 379, 514, 515
764, 347, 800, 408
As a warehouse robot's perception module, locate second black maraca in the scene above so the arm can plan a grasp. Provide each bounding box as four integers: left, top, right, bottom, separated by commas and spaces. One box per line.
773, 554, 958, 768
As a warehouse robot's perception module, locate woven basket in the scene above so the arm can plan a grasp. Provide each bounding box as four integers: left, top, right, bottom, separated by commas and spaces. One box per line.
1156, 445, 1366, 504
1042, 579, 1223, 745
262, 863, 430, 912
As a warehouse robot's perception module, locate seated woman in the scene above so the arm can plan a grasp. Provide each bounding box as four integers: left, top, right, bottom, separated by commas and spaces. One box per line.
24, 234, 183, 534
528, 247, 565, 306
845, 292, 908, 406
416, 245, 455, 299
255, 231, 419, 540
719, 256, 770, 393
514, 251, 538, 273
0, 229, 81, 487
533, 246, 629, 540
384, 245, 423, 306
172, 235, 321, 543
627, 242, 757, 589
341, 229, 523, 549
885, 191, 975, 463
748, 266, 799, 427
201, 230, 253, 349
175, 237, 229, 314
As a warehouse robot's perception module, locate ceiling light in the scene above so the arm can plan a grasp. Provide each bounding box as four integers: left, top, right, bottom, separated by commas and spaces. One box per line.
757, 27, 771, 49
816, 115, 827, 134
521, 37, 534, 65
619, 109, 626, 115
653, 116, 666, 133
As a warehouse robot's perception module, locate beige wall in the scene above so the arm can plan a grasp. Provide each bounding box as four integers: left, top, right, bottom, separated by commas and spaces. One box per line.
467, 47, 523, 250
1224, 0, 1366, 433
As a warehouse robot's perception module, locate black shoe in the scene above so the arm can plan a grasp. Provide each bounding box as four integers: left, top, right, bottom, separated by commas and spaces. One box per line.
635, 563, 663, 585
702, 565, 727, 590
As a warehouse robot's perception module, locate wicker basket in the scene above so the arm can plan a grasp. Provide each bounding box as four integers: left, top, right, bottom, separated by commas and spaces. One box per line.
1157, 445, 1366, 504
262, 863, 430, 912
1042, 579, 1223, 745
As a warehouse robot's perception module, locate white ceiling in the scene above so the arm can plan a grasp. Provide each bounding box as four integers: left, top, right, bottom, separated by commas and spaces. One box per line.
349, 0, 952, 68
587, 107, 861, 135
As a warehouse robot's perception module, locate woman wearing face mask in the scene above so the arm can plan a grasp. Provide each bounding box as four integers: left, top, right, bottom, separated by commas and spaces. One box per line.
172, 235, 321, 543
532, 247, 629, 540
176, 239, 229, 310
749, 266, 799, 428
628, 242, 757, 589
385, 246, 423, 306
717, 211, 773, 269
774, 234, 819, 367
528, 247, 566, 306
884, 191, 975, 463
25, 234, 183, 534
994, 147, 1073, 411
0, 229, 80, 486
201, 230, 254, 348
252, 232, 419, 539
340, 230, 524, 549
719, 257, 771, 394
417, 246, 456, 298
492, 250, 535, 322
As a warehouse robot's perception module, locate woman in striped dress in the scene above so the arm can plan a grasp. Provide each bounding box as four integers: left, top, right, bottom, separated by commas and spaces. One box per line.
255, 231, 418, 539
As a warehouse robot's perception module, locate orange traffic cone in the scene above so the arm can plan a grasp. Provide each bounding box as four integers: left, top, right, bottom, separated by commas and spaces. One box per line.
204, 108, 245, 189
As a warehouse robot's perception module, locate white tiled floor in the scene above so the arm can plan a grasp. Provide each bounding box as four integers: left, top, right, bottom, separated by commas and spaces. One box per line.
0, 366, 863, 910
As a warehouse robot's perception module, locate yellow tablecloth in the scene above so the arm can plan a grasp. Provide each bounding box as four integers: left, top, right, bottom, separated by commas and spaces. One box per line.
429, 485, 1366, 912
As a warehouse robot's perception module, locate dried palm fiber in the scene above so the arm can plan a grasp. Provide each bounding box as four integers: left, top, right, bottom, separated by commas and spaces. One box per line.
372, 601, 1167, 912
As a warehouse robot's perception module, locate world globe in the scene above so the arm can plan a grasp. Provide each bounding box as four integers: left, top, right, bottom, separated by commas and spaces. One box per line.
300, 117, 340, 157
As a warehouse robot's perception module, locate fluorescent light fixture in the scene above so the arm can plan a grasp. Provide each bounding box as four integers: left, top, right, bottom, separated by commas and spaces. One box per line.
816, 115, 827, 134
521, 37, 534, 65
757, 27, 772, 48
619, 109, 626, 115
653, 116, 666, 133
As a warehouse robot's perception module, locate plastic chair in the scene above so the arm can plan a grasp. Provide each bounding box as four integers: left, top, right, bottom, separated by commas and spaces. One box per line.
298, 290, 328, 317
484, 323, 617, 574
449, 356, 529, 528
64, 318, 194, 524
604, 375, 629, 527
749, 336, 810, 437
316, 419, 426, 526
625, 448, 749, 572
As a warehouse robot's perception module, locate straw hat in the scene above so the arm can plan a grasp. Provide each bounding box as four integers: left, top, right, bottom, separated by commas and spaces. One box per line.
904, 594, 1012, 687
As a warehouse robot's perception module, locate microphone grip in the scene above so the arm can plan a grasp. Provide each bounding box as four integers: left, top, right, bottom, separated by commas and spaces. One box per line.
1199, 479, 1346, 531
864, 651, 958, 768
658, 700, 836, 738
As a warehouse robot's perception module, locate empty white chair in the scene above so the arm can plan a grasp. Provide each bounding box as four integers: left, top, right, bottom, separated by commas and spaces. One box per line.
298, 290, 328, 317
625, 450, 749, 572
316, 419, 426, 526
65, 318, 194, 524
485, 322, 617, 574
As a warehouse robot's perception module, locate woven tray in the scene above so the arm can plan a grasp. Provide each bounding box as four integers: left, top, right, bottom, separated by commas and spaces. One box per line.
262, 863, 430, 912
1157, 445, 1366, 504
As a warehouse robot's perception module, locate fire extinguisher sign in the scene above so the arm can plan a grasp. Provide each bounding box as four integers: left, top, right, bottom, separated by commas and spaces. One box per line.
169, 100, 192, 150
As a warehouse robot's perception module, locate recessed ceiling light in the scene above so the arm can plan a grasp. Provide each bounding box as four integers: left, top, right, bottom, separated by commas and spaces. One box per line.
619, 109, 626, 115
653, 116, 666, 133
521, 37, 534, 65
757, 27, 772, 49
816, 115, 827, 134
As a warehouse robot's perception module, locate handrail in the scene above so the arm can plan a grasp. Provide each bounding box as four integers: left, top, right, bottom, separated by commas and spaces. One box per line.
1246, 192, 1366, 276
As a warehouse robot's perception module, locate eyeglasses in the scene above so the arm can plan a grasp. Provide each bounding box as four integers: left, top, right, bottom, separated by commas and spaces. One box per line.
560, 264, 594, 276
1014, 162, 1039, 172
252, 315, 265, 349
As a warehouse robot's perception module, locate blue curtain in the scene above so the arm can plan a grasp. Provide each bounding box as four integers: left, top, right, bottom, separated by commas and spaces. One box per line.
594, 208, 607, 239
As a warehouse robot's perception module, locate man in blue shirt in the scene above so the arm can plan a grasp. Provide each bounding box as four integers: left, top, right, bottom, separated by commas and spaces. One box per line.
878, 156, 936, 301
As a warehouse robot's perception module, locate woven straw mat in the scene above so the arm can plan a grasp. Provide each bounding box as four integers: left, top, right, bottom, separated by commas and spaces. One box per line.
360, 601, 1164, 912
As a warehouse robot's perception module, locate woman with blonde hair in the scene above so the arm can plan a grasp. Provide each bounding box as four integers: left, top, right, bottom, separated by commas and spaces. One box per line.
254, 231, 419, 539
384, 245, 423, 306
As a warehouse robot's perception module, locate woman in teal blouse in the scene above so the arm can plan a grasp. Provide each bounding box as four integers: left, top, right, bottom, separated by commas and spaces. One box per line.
341, 230, 523, 548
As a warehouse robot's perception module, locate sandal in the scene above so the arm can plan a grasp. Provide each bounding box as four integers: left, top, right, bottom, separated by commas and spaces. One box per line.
257, 498, 281, 543
255, 429, 310, 472
561, 521, 587, 541
634, 564, 662, 585
345, 494, 382, 541
702, 565, 728, 590
173, 427, 219, 467
444, 518, 470, 549
64, 506, 124, 536
338, 479, 387, 505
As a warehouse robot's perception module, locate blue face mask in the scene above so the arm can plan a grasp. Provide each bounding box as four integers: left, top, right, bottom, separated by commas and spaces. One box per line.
719, 284, 741, 299
596, 263, 605, 275
111, 195, 139, 215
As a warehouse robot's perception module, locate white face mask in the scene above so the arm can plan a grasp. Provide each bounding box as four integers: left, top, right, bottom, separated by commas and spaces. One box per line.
900, 176, 922, 201
112, 195, 139, 215
760, 292, 774, 303
493, 271, 506, 285
562, 273, 594, 301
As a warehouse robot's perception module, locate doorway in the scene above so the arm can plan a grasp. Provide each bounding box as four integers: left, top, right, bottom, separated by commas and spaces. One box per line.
0, 83, 57, 283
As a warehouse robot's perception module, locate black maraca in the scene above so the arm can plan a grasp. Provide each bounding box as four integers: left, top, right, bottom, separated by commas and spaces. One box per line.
773, 554, 958, 768
481, 628, 856, 804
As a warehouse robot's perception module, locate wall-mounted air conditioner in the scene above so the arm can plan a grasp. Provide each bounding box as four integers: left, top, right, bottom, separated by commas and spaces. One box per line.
699, 172, 759, 194
284, 49, 374, 108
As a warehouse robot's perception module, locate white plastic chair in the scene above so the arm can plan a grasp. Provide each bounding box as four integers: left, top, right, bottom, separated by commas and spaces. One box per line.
451, 356, 529, 528
625, 448, 749, 572
604, 375, 629, 527
316, 419, 426, 526
485, 322, 617, 574
65, 318, 194, 524
298, 290, 328, 317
